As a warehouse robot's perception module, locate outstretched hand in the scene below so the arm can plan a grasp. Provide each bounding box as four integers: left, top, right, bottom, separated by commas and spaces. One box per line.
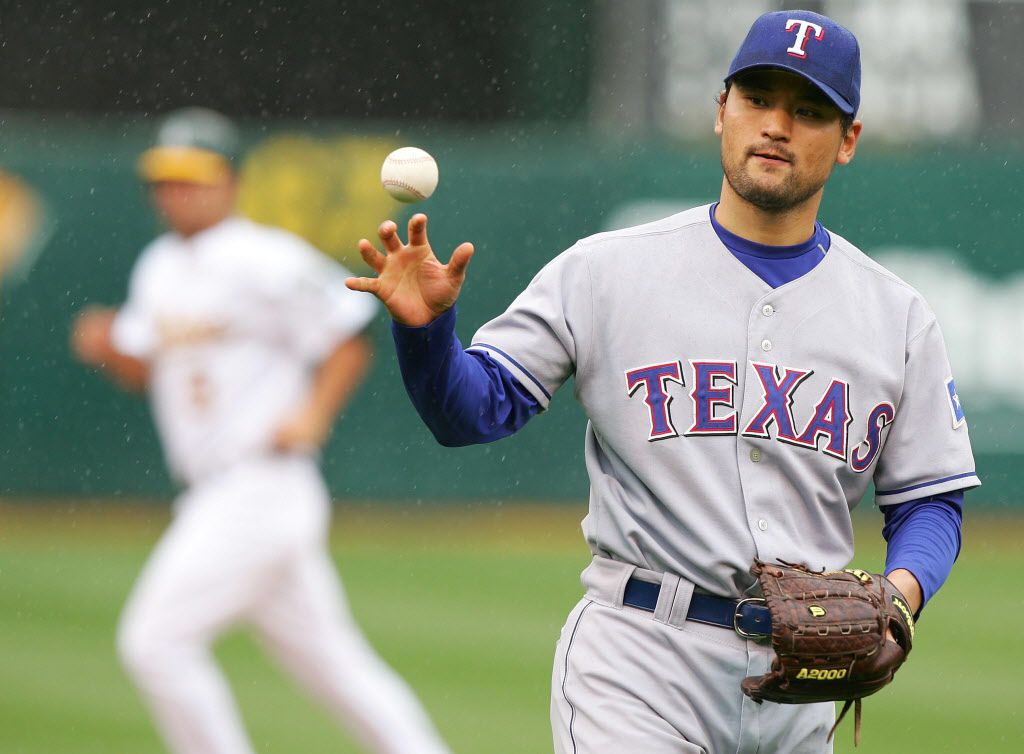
69, 306, 149, 391
71, 306, 118, 366
345, 213, 474, 327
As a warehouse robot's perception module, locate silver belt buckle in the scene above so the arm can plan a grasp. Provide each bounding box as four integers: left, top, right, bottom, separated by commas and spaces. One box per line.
733, 597, 769, 641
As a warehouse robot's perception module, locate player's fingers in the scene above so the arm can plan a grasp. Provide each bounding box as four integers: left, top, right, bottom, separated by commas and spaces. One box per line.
357, 239, 386, 272
408, 213, 429, 248
447, 242, 475, 279
345, 276, 381, 294
377, 221, 403, 254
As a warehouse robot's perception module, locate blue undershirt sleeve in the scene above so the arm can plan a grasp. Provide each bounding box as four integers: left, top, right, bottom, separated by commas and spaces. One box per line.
391, 305, 542, 447
882, 489, 964, 613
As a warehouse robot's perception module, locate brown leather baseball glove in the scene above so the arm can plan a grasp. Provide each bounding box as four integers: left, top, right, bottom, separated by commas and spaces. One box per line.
740, 559, 916, 745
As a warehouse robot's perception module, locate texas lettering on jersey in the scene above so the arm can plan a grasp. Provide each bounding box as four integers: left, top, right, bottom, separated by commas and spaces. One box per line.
625, 358, 893, 473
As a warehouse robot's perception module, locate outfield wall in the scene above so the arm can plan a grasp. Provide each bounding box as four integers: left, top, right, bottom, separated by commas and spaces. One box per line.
2, 116, 1022, 504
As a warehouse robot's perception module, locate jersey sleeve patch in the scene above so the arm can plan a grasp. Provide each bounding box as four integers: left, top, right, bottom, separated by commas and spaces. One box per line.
946, 377, 966, 428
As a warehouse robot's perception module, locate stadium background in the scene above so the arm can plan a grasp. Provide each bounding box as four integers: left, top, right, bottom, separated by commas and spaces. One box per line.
1, 1, 1022, 752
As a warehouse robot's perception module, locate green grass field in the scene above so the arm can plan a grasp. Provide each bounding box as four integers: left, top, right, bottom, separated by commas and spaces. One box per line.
1, 501, 1021, 753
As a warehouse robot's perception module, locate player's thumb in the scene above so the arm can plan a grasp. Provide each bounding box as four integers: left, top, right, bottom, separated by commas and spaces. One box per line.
447, 242, 475, 279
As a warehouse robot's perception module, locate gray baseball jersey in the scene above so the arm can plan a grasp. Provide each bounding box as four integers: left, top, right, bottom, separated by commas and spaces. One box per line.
468, 204, 979, 598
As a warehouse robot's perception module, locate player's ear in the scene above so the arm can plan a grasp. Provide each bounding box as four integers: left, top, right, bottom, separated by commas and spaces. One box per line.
835, 119, 862, 166
714, 89, 728, 136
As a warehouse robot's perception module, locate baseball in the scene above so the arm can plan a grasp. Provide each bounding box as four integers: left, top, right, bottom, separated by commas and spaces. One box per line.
380, 147, 439, 203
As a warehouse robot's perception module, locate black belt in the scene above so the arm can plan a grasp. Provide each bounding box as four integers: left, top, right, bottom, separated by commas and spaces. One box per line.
623, 577, 772, 639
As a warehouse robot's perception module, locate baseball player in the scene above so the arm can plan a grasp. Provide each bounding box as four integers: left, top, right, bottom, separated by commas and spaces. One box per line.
348, 10, 978, 754
71, 108, 452, 754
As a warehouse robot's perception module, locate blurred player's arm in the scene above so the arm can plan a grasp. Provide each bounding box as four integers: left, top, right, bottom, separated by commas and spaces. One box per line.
273, 333, 373, 452
71, 306, 150, 392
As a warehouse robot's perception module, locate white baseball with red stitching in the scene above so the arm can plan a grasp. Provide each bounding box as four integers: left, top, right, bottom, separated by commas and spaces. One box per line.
380, 147, 439, 203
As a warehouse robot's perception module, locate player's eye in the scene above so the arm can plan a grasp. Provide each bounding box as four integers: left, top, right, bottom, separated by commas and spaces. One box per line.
745, 95, 768, 107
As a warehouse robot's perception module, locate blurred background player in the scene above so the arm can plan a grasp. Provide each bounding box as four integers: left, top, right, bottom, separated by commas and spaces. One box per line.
70, 108, 452, 754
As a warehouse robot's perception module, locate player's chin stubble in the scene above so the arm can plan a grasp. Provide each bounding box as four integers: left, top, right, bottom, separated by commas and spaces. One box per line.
721, 151, 826, 212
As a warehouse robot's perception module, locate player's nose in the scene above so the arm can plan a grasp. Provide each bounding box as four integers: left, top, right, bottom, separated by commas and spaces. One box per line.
760, 106, 793, 141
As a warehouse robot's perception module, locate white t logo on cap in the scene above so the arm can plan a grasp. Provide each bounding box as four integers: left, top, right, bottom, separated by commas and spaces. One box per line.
785, 19, 824, 59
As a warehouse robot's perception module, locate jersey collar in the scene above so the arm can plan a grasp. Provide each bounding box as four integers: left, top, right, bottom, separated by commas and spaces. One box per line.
709, 203, 830, 260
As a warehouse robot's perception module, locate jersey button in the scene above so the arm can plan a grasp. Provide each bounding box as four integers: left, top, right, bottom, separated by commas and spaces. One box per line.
749, 447, 762, 463
761, 339, 773, 352
761, 304, 775, 317
757, 518, 769, 531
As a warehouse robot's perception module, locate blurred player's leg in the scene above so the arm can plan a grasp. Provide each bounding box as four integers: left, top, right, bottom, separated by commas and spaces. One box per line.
117, 490, 263, 752
249, 532, 451, 754
116, 456, 327, 754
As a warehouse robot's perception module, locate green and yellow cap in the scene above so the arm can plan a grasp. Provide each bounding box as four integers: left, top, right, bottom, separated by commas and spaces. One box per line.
138, 108, 240, 186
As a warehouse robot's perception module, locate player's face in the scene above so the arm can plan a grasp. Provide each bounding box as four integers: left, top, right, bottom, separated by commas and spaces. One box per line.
148, 179, 237, 237
715, 70, 861, 212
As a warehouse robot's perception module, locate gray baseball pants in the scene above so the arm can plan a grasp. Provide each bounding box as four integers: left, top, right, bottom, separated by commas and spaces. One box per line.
551, 556, 835, 753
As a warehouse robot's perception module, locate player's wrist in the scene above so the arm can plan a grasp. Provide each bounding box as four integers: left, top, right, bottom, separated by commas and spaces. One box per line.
391, 304, 456, 331
391, 313, 439, 328
884, 568, 923, 615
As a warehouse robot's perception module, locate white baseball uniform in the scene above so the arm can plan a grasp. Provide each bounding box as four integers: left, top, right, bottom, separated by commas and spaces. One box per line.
464, 204, 979, 753
111, 216, 451, 754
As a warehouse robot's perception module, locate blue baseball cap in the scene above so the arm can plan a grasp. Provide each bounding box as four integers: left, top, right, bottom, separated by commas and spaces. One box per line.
726, 10, 861, 116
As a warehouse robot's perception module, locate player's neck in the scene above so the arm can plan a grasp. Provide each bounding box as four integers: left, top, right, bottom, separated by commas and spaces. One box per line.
171, 211, 233, 239
715, 182, 822, 246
